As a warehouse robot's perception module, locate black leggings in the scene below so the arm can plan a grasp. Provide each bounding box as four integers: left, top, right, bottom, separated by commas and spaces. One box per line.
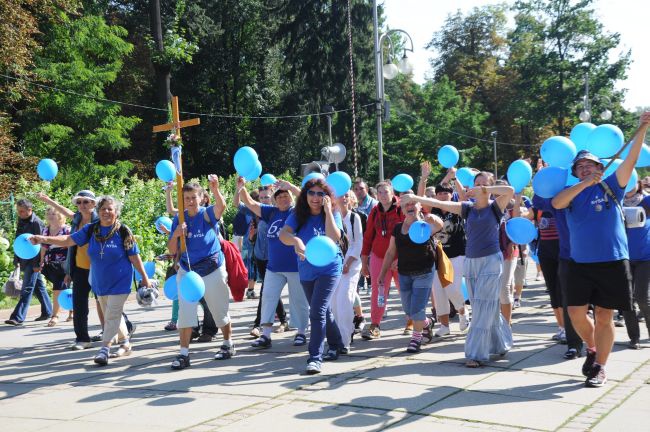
539, 256, 560, 309
253, 258, 286, 327
558, 259, 583, 351
72, 268, 92, 343
622, 260, 650, 342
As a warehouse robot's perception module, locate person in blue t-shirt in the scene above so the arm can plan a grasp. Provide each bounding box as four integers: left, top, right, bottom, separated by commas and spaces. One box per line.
280, 178, 345, 375
403, 172, 514, 368
31, 196, 151, 366
552, 111, 650, 388
622, 194, 650, 348
167, 178, 234, 370
238, 178, 310, 349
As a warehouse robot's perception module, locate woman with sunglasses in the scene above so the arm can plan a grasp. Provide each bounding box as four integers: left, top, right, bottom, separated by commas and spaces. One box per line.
360, 181, 406, 340
36, 190, 100, 350
280, 179, 345, 374
403, 176, 514, 367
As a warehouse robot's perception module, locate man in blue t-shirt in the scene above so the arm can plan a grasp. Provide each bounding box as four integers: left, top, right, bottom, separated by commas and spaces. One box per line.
552, 112, 650, 388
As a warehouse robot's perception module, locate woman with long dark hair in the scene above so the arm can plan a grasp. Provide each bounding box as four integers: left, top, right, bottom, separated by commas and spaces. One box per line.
280, 178, 344, 375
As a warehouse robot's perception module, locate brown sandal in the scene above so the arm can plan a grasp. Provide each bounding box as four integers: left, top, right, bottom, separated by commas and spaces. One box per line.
465, 359, 481, 368
47, 316, 59, 327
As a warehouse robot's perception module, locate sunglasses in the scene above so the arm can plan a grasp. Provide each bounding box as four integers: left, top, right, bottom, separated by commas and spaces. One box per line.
77, 200, 93, 205
307, 190, 326, 197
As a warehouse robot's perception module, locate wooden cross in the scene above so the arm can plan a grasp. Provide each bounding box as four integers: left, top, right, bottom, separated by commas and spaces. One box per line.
152, 96, 200, 252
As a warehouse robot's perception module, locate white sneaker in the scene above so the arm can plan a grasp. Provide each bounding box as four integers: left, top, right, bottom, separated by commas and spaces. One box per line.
552, 327, 564, 341
434, 325, 450, 337
459, 314, 469, 332
69, 341, 92, 351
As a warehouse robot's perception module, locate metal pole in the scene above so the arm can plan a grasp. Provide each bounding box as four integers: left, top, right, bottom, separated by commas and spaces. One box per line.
373, 0, 384, 181
492, 131, 498, 178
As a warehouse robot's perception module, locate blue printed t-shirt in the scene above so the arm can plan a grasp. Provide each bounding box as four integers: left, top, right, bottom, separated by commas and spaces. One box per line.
284, 210, 343, 280
627, 218, 650, 261
71, 224, 139, 296
169, 206, 223, 272
566, 173, 628, 263
462, 200, 503, 259
254, 218, 269, 261
260, 204, 298, 273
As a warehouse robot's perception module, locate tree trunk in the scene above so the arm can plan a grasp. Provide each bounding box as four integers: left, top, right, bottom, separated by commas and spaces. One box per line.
150, 0, 171, 107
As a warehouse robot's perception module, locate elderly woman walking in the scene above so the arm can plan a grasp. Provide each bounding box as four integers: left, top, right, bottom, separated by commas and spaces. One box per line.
30, 196, 151, 365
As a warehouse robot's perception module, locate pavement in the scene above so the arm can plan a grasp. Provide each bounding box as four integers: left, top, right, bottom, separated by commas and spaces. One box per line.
1, 265, 649, 432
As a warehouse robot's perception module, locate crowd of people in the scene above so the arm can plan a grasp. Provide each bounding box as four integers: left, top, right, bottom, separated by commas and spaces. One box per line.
4, 112, 649, 387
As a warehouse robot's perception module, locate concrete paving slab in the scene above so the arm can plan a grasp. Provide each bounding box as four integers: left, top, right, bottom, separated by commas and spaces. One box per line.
419, 389, 584, 431
298, 375, 459, 412
75, 392, 264, 429
0, 417, 61, 432
592, 385, 650, 432
466, 369, 608, 405
217, 400, 411, 432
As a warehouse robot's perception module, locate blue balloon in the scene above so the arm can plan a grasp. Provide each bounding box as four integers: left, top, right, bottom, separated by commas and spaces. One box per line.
156, 160, 176, 182
541, 136, 576, 168
58, 288, 73, 310
507, 160, 533, 193
532, 167, 568, 198
180, 271, 205, 303
260, 173, 277, 186
37, 159, 58, 181
619, 142, 650, 168
243, 160, 263, 181
570, 123, 596, 151
305, 236, 338, 267
505, 217, 538, 245
135, 261, 156, 282
408, 221, 432, 244
155, 216, 173, 234
566, 174, 579, 186
461, 277, 469, 300
234, 146, 259, 176
302, 172, 325, 187
456, 167, 477, 187
586, 124, 624, 158
163, 276, 178, 301
438, 145, 460, 168
602, 159, 638, 193
327, 171, 352, 197
13, 233, 40, 260
392, 173, 414, 192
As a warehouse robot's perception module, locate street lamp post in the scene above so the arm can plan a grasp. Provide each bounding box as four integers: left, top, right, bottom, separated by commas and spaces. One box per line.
491, 131, 498, 179
579, 69, 612, 123
373, 0, 414, 181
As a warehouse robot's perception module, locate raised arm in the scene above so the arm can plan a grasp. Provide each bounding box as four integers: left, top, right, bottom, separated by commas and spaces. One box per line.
617, 112, 650, 188
402, 193, 463, 215
275, 179, 301, 197
233, 176, 245, 208
488, 186, 514, 212
208, 174, 226, 220
239, 186, 263, 218
417, 161, 431, 196
164, 183, 178, 216
453, 174, 468, 202
323, 196, 342, 242
35, 192, 75, 220
552, 172, 602, 209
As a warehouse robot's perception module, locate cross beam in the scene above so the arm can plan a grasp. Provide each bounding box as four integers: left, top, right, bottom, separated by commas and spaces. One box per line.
152, 96, 200, 252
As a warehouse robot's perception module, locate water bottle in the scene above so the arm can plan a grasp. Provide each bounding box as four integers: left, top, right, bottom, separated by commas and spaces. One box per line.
377, 283, 385, 308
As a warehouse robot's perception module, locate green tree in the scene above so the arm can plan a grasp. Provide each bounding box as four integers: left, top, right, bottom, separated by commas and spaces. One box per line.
18, 14, 140, 168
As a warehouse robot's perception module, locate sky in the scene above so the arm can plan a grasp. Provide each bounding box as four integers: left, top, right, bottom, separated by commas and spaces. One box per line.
383, 0, 648, 111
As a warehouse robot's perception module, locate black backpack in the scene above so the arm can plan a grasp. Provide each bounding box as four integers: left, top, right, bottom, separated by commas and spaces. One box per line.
349, 209, 367, 241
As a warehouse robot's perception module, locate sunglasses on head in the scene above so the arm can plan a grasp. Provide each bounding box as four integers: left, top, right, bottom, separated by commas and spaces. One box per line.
307, 190, 326, 197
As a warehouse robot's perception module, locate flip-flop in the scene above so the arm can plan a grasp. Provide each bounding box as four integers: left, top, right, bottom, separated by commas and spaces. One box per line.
47, 316, 59, 327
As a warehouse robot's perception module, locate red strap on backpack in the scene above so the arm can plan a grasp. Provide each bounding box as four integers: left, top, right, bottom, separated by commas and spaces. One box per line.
220, 240, 248, 302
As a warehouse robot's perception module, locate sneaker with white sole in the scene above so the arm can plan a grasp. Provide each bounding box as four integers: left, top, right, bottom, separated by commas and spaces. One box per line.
585, 364, 607, 387
69, 341, 92, 351
552, 328, 564, 341
434, 325, 450, 337
459, 314, 470, 332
